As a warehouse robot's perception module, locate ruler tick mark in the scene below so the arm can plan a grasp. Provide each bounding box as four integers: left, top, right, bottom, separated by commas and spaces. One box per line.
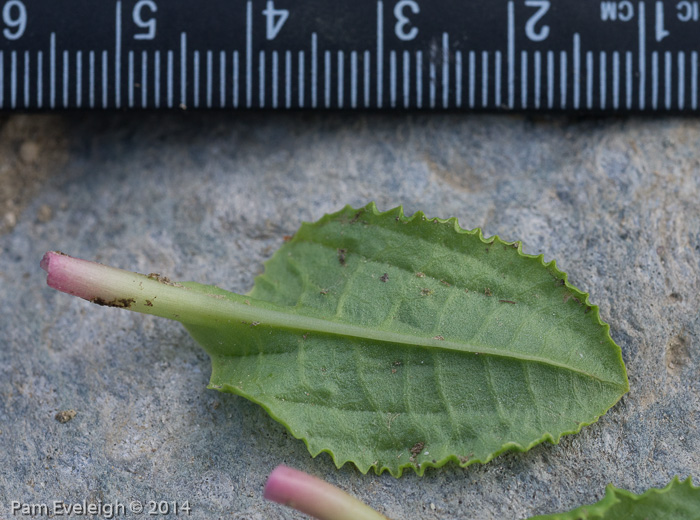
600, 51, 607, 110
194, 50, 200, 108
468, 50, 475, 108
206, 50, 213, 109
692, 51, 698, 110
560, 51, 567, 110
415, 50, 422, 109
351, 51, 358, 109
23, 50, 29, 108
521, 51, 527, 109
76, 51, 82, 108
652, 51, 659, 110
678, 51, 685, 111
377, 0, 384, 108
429, 57, 436, 108
89, 50, 95, 108
442, 32, 449, 108
639, 2, 646, 110
285, 50, 291, 109
115, 0, 122, 108
337, 50, 344, 108
586, 51, 593, 110
143, 50, 149, 108
573, 33, 580, 110
233, 51, 240, 108
482, 51, 489, 108
455, 50, 462, 108
63, 50, 69, 108
390, 50, 397, 108
11, 51, 16, 109
155, 50, 161, 108
259, 50, 265, 108
613, 51, 620, 110
546, 50, 554, 109
298, 50, 304, 108
0, 51, 3, 109
324, 50, 331, 108
50, 33, 56, 109
664, 50, 671, 110
364, 50, 371, 108
128, 51, 134, 108
272, 50, 279, 109
246, 1, 252, 108
495, 51, 502, 107
507, 1, 514, 109
311, 33, 318, 108
37, 51, 43, 109
626, 51, 633, 109
101, 50, 108, 109
167, 50, 174, 108
220, 50, 226, 108
404, 50, 411, 109
181, 32, 187, 107
534, 50, 541, 110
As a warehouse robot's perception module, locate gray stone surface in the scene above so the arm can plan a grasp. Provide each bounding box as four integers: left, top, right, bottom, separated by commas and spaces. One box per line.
0, 113, 698, 519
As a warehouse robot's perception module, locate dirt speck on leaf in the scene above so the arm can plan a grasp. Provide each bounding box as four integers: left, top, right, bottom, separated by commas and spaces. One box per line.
337, 248, 347, 266
55, 410, 77, 423
484, 288, 492, 296
409, 442, 425, 462
458, 454, 472, 464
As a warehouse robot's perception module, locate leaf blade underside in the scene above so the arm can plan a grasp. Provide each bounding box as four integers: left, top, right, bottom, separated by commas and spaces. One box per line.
529, 477, 700, 519
180, 203, 628, 476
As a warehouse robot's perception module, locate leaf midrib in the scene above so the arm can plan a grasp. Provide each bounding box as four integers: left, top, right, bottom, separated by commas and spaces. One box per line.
218, 297, 621, 387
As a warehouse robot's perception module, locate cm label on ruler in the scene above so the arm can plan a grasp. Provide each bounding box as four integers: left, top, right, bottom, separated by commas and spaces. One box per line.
1, 1, 699, 111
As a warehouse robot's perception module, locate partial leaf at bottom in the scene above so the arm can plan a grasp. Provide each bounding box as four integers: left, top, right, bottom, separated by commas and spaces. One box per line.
529, 477, 700, 519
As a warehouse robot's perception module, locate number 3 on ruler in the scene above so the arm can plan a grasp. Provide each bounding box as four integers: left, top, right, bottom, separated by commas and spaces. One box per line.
263, 1, 289, 40
2, 0, 26, 40
394, 0, 419, 41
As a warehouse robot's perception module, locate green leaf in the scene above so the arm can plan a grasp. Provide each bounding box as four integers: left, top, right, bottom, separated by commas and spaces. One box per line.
529, 477, 700, 519
42, 203, 628, 476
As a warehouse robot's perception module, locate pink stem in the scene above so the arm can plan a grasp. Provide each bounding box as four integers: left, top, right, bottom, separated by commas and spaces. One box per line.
264, 465, 389, 520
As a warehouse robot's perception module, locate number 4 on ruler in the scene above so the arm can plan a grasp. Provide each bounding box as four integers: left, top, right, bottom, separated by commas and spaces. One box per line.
263, 1, 289, 40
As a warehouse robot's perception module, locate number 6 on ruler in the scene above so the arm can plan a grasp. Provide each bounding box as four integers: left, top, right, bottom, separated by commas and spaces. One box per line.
2, 0, 26, 40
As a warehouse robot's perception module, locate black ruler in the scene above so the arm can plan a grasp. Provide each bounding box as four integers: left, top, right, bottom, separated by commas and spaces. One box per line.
1, 1, 699, 111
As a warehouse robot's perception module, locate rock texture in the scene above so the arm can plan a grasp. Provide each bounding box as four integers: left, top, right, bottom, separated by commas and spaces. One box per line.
0, 113, 698, 519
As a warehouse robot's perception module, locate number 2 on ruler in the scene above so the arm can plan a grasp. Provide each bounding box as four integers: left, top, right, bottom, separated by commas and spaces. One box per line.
263, 1, 289, 40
